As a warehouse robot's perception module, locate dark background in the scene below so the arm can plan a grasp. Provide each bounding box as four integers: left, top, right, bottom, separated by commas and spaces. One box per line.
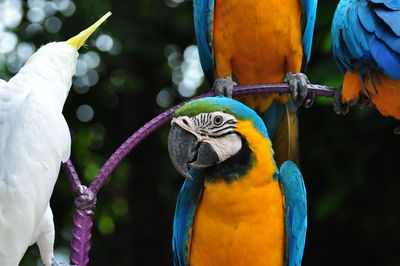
0, 0, 398, 265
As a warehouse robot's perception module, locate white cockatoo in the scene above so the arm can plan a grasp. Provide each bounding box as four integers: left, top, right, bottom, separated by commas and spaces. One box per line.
0, 12, 111, 266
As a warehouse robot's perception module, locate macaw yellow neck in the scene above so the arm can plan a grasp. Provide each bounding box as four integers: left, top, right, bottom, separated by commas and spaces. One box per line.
189, 120, 285, 266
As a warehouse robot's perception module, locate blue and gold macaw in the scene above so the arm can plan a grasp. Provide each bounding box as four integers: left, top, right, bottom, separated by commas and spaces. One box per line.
193, 0, 318, 165
168, 97, 307, 266
332, 0, 400, 121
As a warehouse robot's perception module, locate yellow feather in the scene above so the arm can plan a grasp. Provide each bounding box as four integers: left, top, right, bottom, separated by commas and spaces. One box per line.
189, 121, 285, 266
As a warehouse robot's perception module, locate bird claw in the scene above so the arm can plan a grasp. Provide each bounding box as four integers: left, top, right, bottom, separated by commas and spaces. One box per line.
284, 72, 313, 108
75, 185, 96, 214
394, 125, 400, 135
212, 76, 236, 98
333, 86, 358, 115
303, 93, 316, 108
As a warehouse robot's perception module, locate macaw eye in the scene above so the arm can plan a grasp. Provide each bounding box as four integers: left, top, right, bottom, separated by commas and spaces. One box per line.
213, 115, 223, 125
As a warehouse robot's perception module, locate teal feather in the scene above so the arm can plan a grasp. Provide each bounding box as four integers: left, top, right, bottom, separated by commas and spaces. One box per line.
193, 0, 215, 84
172, 169, 204, 266
279, 161, 307, 266
332, 0, 400, 79
301, 0, 318, 70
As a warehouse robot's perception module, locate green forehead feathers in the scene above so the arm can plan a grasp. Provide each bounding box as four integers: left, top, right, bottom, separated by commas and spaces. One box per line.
175, 99, 235, 117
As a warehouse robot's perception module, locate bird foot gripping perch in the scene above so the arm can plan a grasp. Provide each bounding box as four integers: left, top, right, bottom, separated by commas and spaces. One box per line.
284, 72, 315, 108
212, 73, 316, 108
212, 76, 237, 98
333, 86, 359, 115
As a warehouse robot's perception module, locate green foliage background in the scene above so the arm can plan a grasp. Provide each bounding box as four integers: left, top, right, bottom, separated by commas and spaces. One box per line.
0, 0, 398, 265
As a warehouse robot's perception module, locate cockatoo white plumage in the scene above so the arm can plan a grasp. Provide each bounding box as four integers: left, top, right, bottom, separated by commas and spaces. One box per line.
0, 12, 111, 266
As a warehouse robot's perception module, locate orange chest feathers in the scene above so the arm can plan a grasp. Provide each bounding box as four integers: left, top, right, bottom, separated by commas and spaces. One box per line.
188, 178, 285, 266
188, 120, 286, 266
213, 0, 304, 84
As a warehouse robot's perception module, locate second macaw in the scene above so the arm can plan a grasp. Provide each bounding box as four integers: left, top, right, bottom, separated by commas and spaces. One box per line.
193, 0, 318, 165
331, 0, 400, 122
168, 97, 307, 266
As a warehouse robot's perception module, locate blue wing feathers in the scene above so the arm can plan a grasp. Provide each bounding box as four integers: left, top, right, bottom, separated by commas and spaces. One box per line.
358, 3, 376, 32
207, 0, 214, 46
172, 170, 204, 266
370, 0, 400, 10
350, 5, 370, 53
334, 30, 353, 72
375, 7, 400, 35
193, 0, 215, 83
332, 0, 400, 79
375, 22, 400, 53
301, 0, 318, 70
279, 161, 307, 266
370, 35, 400, 79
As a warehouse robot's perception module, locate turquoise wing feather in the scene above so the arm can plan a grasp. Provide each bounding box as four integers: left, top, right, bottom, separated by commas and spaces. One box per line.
279, 161, 307, 266
172, 170, 204, 266
331, 0, 400, 79
301, 0, 318, 70
193, 0, 215, 83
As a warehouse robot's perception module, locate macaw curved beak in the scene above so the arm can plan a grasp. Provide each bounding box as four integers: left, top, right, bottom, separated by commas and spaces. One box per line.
65, 11, 112, 49
168, 124, 219, 179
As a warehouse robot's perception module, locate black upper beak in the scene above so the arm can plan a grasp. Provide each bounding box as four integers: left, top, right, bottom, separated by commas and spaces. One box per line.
168, 124, 219, 178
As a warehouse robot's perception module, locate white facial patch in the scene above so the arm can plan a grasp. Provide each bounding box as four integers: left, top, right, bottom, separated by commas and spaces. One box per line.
172, 111, 242, 164
202, 133, 242, 163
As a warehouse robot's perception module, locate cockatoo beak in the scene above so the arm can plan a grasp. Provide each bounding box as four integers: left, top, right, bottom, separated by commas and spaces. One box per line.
65, 11, 112, 49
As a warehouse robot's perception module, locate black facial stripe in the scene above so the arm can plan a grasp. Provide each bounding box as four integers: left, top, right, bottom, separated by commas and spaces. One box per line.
207, 132, 236, 139
210, 125, 236, 134
191, 113, 237, 138
209, 122, 236, 130
201, 114, 207, 125
204, 116, 212, 127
